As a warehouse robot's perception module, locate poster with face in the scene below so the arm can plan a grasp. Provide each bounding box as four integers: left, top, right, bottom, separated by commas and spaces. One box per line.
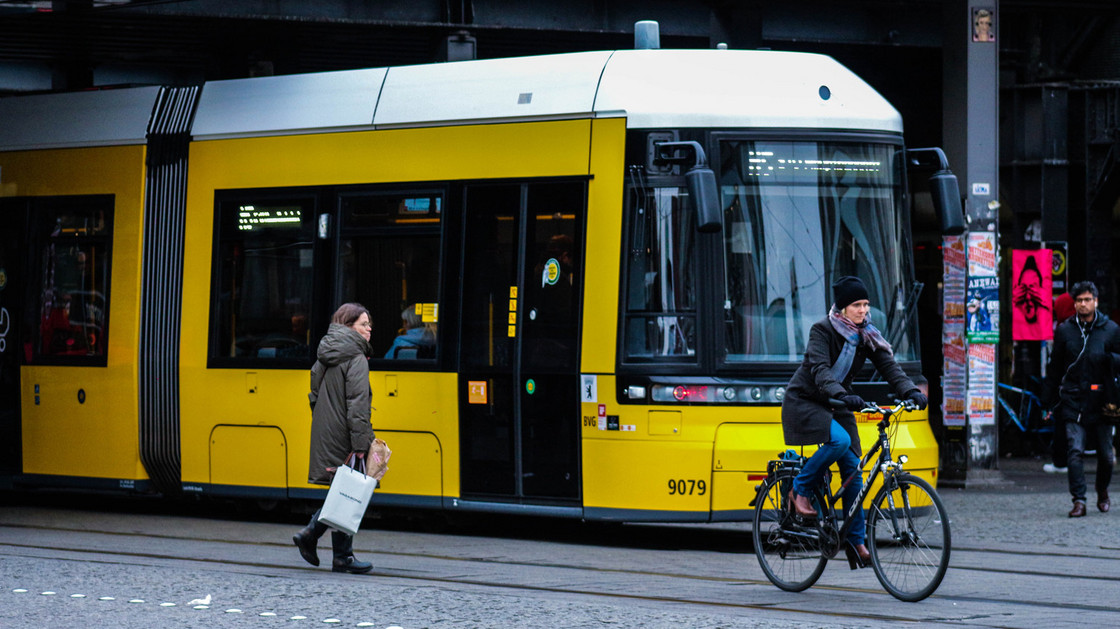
972, 7, 995, 42
1011, 249, 1052, 341
966, 276, 999, 343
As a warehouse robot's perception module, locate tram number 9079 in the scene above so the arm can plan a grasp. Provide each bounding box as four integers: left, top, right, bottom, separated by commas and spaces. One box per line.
668, 479, 706, 496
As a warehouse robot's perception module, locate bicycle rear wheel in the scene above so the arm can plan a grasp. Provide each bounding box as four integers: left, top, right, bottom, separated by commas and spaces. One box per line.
866, 473, 951, 602
752, 472, 828, 592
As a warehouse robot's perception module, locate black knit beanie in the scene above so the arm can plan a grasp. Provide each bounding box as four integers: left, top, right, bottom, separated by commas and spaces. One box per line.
833, 276, 869, 309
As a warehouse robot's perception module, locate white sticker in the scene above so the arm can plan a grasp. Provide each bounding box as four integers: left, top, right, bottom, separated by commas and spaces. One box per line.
580, 374, 597, 403
971, 182, 990, 196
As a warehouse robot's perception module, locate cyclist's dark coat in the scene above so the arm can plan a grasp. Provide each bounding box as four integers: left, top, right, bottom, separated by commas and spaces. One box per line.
781, 317, 919, 454
1041, 312, 1120, 424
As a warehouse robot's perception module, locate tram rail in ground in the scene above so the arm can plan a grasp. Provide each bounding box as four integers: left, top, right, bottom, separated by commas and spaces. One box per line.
2, 498, 1119, 628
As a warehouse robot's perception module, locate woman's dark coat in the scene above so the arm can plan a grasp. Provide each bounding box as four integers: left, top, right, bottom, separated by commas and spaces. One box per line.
307, 323, 376, 485
781, 317, 919, 454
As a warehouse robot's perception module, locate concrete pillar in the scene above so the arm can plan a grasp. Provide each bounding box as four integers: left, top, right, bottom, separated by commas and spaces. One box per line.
941, 1, 1001, 481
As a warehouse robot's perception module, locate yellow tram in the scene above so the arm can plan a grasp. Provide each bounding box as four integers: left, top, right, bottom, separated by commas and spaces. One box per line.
0, 49, 953, 521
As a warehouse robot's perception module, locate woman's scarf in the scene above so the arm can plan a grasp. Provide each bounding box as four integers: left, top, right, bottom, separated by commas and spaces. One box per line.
828, 305, 892, 381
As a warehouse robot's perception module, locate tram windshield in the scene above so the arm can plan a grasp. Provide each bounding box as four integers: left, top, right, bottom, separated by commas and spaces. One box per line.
718, 138, 918, 364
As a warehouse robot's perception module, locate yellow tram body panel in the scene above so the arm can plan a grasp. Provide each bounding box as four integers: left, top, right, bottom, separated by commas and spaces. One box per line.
581, 375, 938, 519
1, 145, 148, 483
179, 119, 597, 496
580, 117, 626, 373
183, 120, 594, 190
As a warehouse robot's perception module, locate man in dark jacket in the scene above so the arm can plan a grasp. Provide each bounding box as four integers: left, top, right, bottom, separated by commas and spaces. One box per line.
1042, 281, 1118, 517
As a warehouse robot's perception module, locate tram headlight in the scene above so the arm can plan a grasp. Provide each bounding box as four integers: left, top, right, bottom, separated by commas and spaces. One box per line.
722, 387, 736, 401
750, 387, 763, 401
773, 386, 786, 402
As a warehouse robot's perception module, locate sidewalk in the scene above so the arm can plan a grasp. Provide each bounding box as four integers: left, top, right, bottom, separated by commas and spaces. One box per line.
939, 455, 1118, 553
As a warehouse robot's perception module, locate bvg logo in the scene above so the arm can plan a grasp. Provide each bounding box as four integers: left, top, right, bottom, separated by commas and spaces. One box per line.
0, 306, 9, 354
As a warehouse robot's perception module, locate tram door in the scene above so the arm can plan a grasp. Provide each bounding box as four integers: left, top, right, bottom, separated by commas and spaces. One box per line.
0, 199, 26, 479
459, 181, 584, 503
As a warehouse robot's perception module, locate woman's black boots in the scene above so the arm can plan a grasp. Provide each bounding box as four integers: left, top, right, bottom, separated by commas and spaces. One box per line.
330, 531, 373, 574
293, 512, 329, 567
294, 509, 371, 573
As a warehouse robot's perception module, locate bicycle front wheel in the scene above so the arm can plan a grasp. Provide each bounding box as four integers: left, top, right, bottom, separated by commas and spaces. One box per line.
752, 473, 828, 592
866, 473, 951, 602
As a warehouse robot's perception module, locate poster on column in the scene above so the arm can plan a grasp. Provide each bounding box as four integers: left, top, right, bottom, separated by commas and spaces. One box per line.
967, 232, 997, 277
942, 234, 967, 427
942, 331, 967, 426
966, 276, 999, 343
967, 343, 997, 426
943, 235, 966, 325
1011, 249, 1053, 341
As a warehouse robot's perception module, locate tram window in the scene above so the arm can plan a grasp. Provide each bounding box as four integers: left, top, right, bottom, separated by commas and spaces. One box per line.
213, 197, 316, 361
30, 198, 113, 362
717, 139, 915, 362
338, 192, 442, 361
621, 186, 697, 360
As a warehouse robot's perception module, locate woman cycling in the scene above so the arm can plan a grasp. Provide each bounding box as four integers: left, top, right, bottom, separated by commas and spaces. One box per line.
781, 276, 927, 568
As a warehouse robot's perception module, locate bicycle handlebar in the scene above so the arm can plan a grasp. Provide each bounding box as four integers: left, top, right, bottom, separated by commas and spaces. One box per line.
826, 398, 918, 415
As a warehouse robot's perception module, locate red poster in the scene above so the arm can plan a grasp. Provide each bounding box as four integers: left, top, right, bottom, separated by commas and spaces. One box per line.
1011, 249, 1053, 341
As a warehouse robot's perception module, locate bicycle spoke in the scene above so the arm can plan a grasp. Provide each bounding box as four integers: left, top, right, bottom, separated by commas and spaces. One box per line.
753, 474, 828, 592
867, 474, 951, 602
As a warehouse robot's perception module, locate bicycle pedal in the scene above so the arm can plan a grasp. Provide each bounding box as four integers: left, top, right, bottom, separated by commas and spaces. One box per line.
791, 513, 817, 524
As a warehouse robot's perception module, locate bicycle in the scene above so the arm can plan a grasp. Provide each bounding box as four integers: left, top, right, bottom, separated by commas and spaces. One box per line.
997, 382, 1052, 456
751, 399, 951, 602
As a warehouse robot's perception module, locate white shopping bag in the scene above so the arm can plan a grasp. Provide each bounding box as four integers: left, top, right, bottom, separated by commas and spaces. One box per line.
317, 460, 377, 536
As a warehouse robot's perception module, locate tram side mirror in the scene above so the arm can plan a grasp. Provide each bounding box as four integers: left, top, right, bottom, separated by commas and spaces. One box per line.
653, 140, 723, 233
907, 147, 966, 236
686, 166, 722, 233
929, 171, 966, 235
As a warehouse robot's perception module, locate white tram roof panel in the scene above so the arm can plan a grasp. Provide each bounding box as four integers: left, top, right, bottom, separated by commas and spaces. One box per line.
0, 86, 161, 150
373, 50, 614, 128
596, 49, 902, 132
191, 67, 387, 139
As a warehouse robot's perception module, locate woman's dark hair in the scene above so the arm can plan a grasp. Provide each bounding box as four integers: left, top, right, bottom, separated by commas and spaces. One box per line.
331, 302, 370, 327
1071, 281, 1099, 300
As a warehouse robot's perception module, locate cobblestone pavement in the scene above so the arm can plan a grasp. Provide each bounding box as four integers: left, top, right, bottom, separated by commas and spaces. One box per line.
941, 455, 1118, 552
2, 456, 1117, 629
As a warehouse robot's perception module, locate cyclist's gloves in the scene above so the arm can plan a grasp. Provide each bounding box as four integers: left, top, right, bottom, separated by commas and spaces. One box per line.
906, 390, 928, 410
840, 394, 868, 411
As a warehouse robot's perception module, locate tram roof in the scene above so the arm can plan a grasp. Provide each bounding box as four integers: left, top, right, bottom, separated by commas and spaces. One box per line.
0, 49, 902, 150
194, 49, 903, 139
0, 86, 162, 151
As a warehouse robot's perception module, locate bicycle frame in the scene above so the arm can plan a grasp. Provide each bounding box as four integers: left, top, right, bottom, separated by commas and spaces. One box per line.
816, 402, 910, 548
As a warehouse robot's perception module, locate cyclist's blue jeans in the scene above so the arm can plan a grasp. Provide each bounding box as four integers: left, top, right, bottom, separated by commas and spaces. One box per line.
793, 419, 866, 545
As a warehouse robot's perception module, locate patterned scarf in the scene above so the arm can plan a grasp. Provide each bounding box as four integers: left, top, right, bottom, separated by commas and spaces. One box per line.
828, 305, 892, 381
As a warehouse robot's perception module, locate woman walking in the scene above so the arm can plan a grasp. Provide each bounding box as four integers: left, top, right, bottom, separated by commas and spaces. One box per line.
293, 302, 376, 573
781, 276, 927, 568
